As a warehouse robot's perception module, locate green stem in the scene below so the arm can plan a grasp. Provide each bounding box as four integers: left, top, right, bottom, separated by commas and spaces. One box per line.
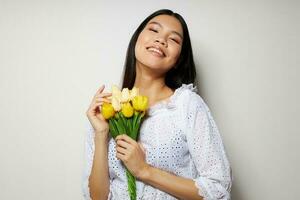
119, 112, 130, 137
108, 120, 117, 138
126, 168, 136, 200
110, 111, 147, 200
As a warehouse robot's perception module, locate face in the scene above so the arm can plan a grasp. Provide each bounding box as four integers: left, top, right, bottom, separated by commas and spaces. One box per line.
135, 15, 183, 74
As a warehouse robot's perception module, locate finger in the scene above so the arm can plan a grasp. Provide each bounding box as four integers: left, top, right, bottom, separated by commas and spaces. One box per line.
116, 146, 128, 155
116, 134, 136, 145
93, 93, 111, 101
95, 97, 111, 103
94, 102, 104, 108
95, 85, 105, 95
94, 92, 112, 99
116, 139, 132, 150
95, 92, 112, 98
116, 151, 126, 161
89, 102, 104, 112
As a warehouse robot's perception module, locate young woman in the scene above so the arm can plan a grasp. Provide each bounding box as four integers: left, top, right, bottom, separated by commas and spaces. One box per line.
83, 9, 232, 200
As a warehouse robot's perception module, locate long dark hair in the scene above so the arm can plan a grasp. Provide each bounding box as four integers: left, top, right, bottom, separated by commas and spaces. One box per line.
121, 9, 196, 89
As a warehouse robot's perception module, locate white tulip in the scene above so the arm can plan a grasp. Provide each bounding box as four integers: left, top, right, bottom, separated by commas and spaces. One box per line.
121, 88, 130, 103
111, 96, 121, 111
111, 85, 122, 102
130, 87, 139, 100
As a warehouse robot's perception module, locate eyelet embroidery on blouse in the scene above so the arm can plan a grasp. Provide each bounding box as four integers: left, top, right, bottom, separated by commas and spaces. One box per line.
83, 83, 232, 200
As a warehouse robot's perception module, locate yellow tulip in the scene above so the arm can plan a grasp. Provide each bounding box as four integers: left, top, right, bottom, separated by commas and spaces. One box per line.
112, 85, 122, 102
121, 88, 130, 103
101, 102, 115, 120
111, 96, 121, 111
132, 95, 148, 112
129, 87, 139, 100
121, 102, 134, 118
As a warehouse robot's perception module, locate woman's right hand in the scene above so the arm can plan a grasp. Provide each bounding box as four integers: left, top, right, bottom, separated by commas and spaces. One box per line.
86, 84, 112, 137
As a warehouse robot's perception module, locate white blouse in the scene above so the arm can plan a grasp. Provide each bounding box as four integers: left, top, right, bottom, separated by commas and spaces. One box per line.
82, 83, 232, 200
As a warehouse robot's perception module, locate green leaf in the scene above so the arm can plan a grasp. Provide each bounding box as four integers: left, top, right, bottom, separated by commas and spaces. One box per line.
126, 168, 136, 200
131, 113, 141, 140
119, 112, 129, 135
109, 119, 118, 138
120, 112, 135, 139
133, 112, 138, 129
117, 115, 127, 135
128, 117, 133, 137
112, 118, 123, 136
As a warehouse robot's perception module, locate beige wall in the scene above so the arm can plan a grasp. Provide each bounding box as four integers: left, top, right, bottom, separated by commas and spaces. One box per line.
0, 0, 299, 199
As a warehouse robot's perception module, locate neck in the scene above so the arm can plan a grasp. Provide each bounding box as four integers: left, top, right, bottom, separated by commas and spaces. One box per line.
133, 62, 174, 107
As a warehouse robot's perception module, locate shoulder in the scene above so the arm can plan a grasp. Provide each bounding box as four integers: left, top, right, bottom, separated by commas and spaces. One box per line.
175, 83, 207, 112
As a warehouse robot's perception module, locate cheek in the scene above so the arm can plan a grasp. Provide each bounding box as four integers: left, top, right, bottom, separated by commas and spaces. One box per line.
135, 41, 143, 59
136, 32, 149, 46
170, 46, 182, 61
135, 33, 147, 55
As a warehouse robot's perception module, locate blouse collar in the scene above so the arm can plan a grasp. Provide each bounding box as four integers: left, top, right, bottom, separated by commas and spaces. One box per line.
147, 83, 197, 116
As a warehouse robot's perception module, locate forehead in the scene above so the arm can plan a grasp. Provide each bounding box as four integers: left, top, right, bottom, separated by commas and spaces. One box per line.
147, 15, 183, 35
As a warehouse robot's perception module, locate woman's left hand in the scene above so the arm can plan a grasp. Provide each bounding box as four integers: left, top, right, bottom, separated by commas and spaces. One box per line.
115, 134, 150, 179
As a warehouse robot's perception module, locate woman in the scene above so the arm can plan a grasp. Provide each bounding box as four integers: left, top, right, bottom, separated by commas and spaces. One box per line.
83, 9, 232, 200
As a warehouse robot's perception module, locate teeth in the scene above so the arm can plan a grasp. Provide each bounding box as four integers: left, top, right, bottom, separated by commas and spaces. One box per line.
148, 47, 164, 56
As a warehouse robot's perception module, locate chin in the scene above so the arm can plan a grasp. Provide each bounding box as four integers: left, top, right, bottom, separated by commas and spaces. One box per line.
140, 61, 173, 74
140, 62, 162, 69
138, 54, 164, 66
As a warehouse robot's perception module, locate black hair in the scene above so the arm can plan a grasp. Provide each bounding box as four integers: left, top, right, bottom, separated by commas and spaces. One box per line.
121, 9, 196, 89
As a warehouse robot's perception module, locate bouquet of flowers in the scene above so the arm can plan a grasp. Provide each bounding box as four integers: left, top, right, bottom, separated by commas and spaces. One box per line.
101, 85, 148, 200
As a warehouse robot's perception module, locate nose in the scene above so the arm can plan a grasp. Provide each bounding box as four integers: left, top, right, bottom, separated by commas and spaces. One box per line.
155, 37, 167, 47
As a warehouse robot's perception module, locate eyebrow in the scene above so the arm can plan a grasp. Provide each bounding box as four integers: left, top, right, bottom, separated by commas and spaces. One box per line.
148, 21, 183, 39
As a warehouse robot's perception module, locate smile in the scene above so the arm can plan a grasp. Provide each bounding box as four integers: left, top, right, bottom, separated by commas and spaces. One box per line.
147, 47, 165, 57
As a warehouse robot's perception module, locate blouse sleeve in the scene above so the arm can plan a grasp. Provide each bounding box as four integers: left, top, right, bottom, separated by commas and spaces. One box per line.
186, 93, 233, 200
82, 123, 95, 200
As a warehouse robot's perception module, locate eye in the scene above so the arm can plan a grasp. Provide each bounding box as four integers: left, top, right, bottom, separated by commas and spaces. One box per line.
170, 38, 179, 44
149, 28, 158, 33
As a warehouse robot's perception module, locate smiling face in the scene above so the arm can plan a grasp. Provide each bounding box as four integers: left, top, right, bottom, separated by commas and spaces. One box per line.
135, 14, 183, 74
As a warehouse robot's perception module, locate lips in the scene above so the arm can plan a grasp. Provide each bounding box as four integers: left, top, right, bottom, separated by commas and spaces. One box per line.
146, 45, 166, 57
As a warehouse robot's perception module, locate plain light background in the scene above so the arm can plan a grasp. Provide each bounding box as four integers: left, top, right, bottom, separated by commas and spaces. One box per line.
0, 0, 299, 199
